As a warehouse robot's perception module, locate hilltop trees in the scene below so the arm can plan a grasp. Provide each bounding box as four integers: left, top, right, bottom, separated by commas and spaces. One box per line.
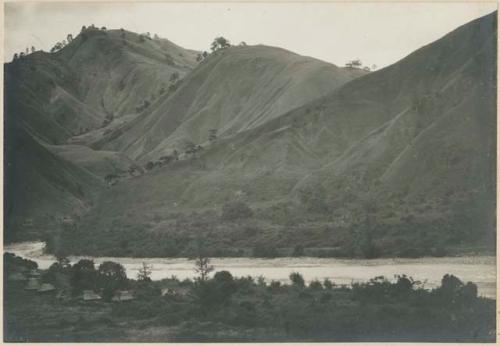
211, 36, 231, 52
208, 129, 218, 143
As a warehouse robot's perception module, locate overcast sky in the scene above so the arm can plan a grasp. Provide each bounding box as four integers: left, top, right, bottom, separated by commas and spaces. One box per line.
4, 2, 497, 67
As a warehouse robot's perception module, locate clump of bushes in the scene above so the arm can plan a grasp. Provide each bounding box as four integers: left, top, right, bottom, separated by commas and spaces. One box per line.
221, 200, 254, 221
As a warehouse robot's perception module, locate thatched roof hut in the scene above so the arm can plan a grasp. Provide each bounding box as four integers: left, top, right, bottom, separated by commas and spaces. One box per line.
8, 272, 27, 281
112, 290, 134, 302
25, 278, 41, 290
38, 283, 56, 293
83, 290, 102, 301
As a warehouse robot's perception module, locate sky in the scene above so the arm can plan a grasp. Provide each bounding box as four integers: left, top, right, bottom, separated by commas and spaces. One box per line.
4, 2, 498, 67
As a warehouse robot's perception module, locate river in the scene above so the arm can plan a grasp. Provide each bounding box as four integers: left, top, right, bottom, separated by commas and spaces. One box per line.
4, 241, 496, 298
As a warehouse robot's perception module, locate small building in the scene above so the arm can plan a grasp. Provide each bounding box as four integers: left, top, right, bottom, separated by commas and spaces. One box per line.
56, 290, 71, 301
25, 278, 41, 290
112, 290, 134, 302
38, 283, 56, 293
29, 269, 41, 277
22, 219, 34, 227
83, 290, 102, 301
161, 286, 190, 297
8, 272, 27, 281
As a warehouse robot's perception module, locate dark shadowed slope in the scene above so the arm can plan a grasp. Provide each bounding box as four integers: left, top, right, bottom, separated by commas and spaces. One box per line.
4, 28, 199, 144
4, 125, 103, 242
4, 28, 200, 241
67, 12, 496, 257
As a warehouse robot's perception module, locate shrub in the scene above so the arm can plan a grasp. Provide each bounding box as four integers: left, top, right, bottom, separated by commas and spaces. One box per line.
289, 272, 305, 288
221, 200, 253, 220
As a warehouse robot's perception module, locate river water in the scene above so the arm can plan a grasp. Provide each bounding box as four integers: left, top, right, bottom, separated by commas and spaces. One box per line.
4, 241, 496, 298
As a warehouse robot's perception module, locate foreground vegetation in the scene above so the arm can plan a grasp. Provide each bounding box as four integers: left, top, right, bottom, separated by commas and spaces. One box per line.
4, 253, 495, 342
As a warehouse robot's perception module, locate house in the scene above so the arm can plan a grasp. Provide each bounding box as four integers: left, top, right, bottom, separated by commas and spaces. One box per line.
62, 216, 74, 225
8, 272, 27, 281
83, 290, 102, 301
29, 269, 41, 277
38, 283, 56, 293
112, 290, 134, 302
22, 219, 34, 227
161, 286, 190, 297
25, 278, 41, 290
56, 290, 71, 301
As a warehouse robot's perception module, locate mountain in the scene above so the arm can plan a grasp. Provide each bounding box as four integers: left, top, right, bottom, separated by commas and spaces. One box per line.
56, 13, 496, 258
96, 45, 367, 161
4, 28, 200, 241
4, 27, 199, 144
5, 13, 496, 257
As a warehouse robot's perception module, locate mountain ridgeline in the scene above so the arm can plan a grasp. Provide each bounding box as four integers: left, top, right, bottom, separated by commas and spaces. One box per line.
4, 14, 496, 258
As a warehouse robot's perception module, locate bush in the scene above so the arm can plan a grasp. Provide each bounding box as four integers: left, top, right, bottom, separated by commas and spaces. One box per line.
252, 244, 278, 258
289, 272, 305, 288
221, 201, 253, 220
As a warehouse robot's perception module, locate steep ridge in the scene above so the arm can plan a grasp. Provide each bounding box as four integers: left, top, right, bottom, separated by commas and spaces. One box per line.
99, 45, 367, 161
64, 12, 496, 257
4, 28, 200, 241
4, 125, 103, 242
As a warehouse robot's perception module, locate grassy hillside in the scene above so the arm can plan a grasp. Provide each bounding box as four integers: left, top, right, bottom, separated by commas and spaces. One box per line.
58, 13, 496, 258
99, 44, 367, 161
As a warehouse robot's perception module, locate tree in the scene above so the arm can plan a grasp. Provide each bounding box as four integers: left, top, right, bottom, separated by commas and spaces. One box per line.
239, 41, 247, 46
81, 25, 87, 32
137, 262, 153, 282
292, 244, 305, 256
97, 261, 128, 301
104, 174, 119, 186
101, 26, 107, 31
67, 34, 73, 43
71, 259, 97, 293
208, 129, 218, 143
25, 47, 29, 54
194, 253, 214, 282
289, 272, 305, 288
170, 72, 179, 83
309, 280, 323, 290
31, 46, 35, 53
345, 59, 362, 68
210, 36, 231, 52
184, 141, 197, 157
13, 53, 18, 61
